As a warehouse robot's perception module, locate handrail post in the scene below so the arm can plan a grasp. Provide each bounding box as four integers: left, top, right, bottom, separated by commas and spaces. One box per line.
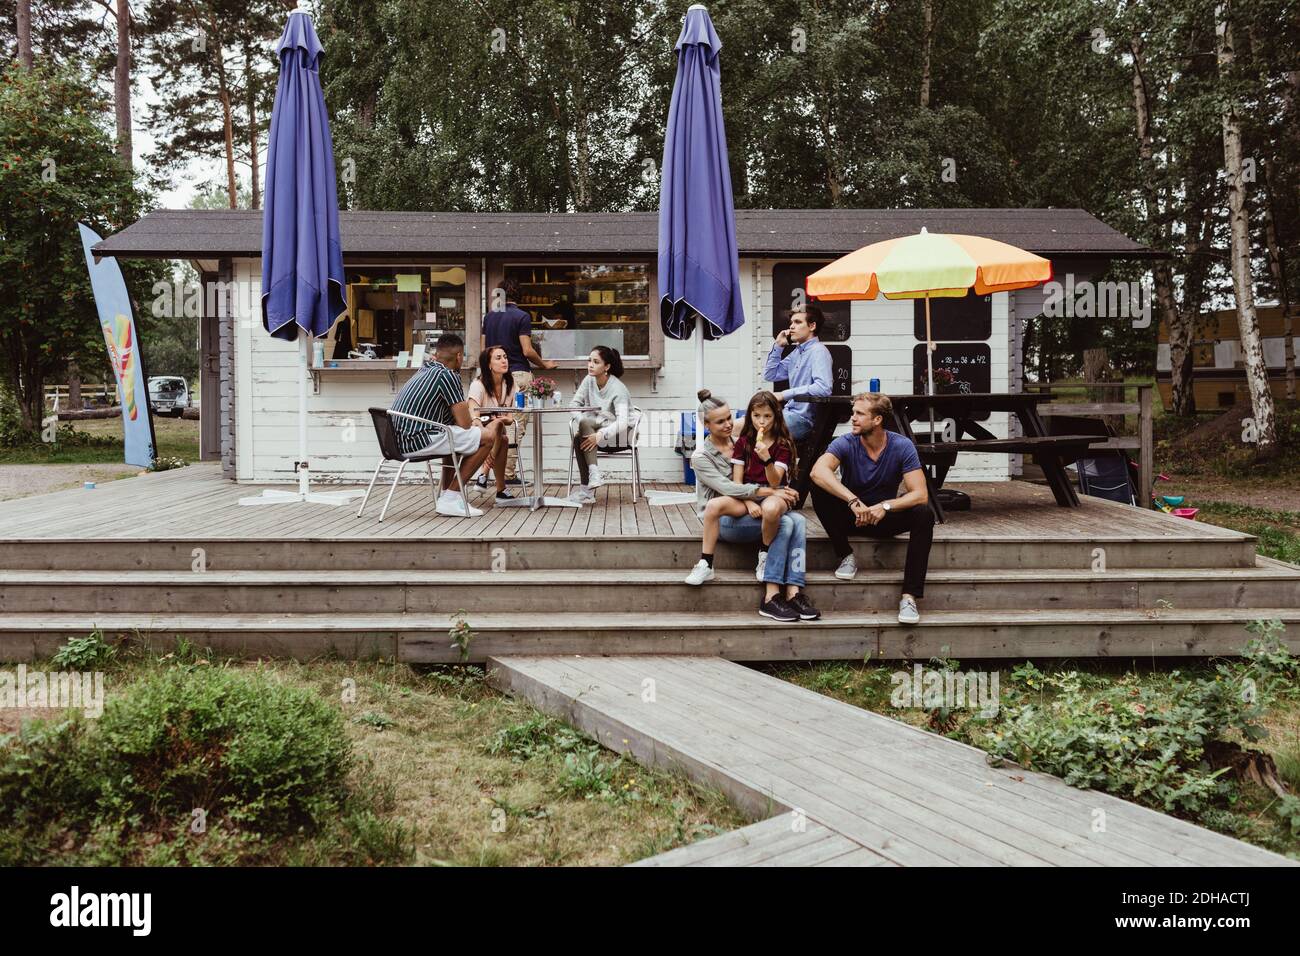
1138, 384, 1153, 501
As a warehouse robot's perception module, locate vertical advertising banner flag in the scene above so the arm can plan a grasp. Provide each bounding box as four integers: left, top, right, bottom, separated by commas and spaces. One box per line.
78, 224, 156, 468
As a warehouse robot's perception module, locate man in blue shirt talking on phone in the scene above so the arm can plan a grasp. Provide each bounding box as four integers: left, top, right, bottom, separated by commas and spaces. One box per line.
763, 305, 833, 441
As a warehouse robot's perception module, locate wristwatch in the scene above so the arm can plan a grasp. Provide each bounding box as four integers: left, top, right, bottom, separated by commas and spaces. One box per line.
881, 501, 893, 512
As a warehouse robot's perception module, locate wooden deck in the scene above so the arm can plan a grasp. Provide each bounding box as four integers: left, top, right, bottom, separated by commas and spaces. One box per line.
0, 463, 1297, 661
490, 655, 1296, 867
0, 461, 1252, 544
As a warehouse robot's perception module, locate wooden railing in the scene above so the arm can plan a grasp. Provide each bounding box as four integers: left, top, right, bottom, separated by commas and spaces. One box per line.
1024, 382, 1154, 499
44, 384, 119, 411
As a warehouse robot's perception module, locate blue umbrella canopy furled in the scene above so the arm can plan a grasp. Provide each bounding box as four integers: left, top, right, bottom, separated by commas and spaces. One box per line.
657, 5, 745, 342
261, 10, 347, 340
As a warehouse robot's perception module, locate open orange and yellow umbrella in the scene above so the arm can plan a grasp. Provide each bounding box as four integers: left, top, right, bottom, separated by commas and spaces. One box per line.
807, 227, 1053, 434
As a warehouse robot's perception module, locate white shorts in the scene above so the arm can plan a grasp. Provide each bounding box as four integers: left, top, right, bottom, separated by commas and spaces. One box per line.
414, 425, 481, 457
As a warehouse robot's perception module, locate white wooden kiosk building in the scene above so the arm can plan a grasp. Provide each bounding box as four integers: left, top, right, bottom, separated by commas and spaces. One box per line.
94, 208, 1153, 486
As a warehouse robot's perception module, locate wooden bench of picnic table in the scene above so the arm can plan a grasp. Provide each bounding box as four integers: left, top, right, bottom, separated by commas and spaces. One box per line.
915, 434, 1105, 512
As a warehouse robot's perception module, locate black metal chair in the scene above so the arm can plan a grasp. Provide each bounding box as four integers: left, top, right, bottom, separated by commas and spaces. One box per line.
566, 406, 645, 501
357, 408, 469, 522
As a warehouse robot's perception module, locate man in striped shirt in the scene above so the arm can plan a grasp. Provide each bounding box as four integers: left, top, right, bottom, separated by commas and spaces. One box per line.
390, 333, 506, 517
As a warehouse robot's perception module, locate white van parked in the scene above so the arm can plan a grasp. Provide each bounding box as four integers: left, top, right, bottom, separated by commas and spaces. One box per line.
147, 376, 190, 417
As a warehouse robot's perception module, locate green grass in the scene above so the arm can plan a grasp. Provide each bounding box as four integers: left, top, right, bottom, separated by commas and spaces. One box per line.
1195, 501, 1300, 565
0, 638, 745, 866
0, 417, 199, 464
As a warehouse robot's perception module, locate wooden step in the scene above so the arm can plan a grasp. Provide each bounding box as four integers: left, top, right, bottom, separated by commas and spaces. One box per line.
2, 564, 1297, 615
2, 607, 1297, 663
0, 531, 1260, 572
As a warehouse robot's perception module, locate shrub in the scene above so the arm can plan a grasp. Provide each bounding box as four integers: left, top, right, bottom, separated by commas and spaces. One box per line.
0, 720, 99, 832
148, 456, 189, 472
93, 668, 352, 833
52, 629, 117, 670
982, 628, 1297, 817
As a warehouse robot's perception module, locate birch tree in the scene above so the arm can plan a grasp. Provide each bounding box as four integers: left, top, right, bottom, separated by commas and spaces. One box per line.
1216, 1, 1276, 454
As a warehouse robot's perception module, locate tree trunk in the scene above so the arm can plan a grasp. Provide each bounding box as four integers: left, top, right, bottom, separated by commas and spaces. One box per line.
245, 39, 261, 210
114, 0, 132, 169
67, 360, 83, 412
1261, 158, 1294, 399
574, 86, 590, 212
201, 14, 239, 208
1084, 349, 1124, 434
816, 81, 843, 203
1171, 184, 1211, 416
16, 0, 33, 69
215, 67, 238, 207
1129, 38, 1186, 413
1217, 4, 1277, 454
920, 0, 933, 109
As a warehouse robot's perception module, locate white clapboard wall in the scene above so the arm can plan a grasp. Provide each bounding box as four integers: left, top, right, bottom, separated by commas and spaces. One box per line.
231, 258, 1013, 483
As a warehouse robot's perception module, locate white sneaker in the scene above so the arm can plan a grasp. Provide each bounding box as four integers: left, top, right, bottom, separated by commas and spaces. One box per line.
755, 550, 768, 582
435, 492, 483, 518
684, 560, 715, 586
898, 596, 920, 625
835, 553, 858, 580
570, 486, 596, 503
587, 465, 604, 488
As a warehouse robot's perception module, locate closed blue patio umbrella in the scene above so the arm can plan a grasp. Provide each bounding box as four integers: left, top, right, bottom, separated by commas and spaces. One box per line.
654, 4, 746, 503
241, 10, 359, 507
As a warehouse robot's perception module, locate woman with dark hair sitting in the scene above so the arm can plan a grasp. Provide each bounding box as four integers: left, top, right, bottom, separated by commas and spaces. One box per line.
568, 346, 633, 502
467, 345, 518, 501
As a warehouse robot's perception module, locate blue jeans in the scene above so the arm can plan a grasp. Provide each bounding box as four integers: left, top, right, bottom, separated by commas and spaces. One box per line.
719, 511, 806, 587
784, 406, 815, 441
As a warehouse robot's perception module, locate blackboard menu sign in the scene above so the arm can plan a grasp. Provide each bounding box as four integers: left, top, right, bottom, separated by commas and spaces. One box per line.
772, 262, 850, 342
913, 343, 992, 421
913, 289, 992, 341
770, 343, 852, 398
826, 344, 853, 397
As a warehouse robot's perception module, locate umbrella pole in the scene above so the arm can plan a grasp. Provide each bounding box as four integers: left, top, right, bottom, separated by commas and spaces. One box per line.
298, 332, 310, 497
695, 329, 705, 436
239, 328, 363, 507
925, 294, 937, 443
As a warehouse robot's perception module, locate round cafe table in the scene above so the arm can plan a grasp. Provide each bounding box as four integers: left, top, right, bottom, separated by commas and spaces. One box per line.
478, 404, 599, 511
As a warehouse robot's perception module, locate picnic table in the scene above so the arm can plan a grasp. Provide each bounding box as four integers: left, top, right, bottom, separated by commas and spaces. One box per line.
799, 393, 1104, 522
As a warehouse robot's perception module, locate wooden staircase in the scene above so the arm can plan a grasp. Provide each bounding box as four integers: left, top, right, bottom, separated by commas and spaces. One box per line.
0, 465, 1297, 662
1, 529, 1297, 663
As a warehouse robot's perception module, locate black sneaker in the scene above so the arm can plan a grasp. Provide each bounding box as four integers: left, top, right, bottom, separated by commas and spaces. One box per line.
758, 595, 799, 623
496, 490, 515, 501
474, 473, 488, 489
787, 591, 821, 621
504, 476, 524, 486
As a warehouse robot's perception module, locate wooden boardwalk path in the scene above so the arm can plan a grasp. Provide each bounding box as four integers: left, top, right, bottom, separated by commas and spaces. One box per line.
488, 655, 1296, 867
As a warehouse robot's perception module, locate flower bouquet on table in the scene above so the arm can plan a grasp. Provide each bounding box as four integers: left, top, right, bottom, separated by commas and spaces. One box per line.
522, 376, 557, 407
923, 367, 959, 394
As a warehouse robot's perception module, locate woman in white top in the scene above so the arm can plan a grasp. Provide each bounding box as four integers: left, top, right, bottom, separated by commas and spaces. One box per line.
467, 346, 518, 501
569, 346, 632, 502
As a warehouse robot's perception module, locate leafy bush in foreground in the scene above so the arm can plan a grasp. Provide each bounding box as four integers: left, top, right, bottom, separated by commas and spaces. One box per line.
94, 667, 352, 832
980, 623, 1300, 823
0, 666, 361, 862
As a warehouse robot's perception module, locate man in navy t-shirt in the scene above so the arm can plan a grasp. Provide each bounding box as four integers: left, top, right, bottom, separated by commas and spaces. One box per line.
810, 392, 934, 624
480, 278, 557, 483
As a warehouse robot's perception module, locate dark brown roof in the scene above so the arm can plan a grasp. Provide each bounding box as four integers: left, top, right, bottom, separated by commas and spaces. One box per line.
94, 207, 1156, 260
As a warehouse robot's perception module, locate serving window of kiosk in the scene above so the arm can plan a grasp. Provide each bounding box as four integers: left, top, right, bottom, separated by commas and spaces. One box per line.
501, 262, 655, 364
326, 265, 468, 361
